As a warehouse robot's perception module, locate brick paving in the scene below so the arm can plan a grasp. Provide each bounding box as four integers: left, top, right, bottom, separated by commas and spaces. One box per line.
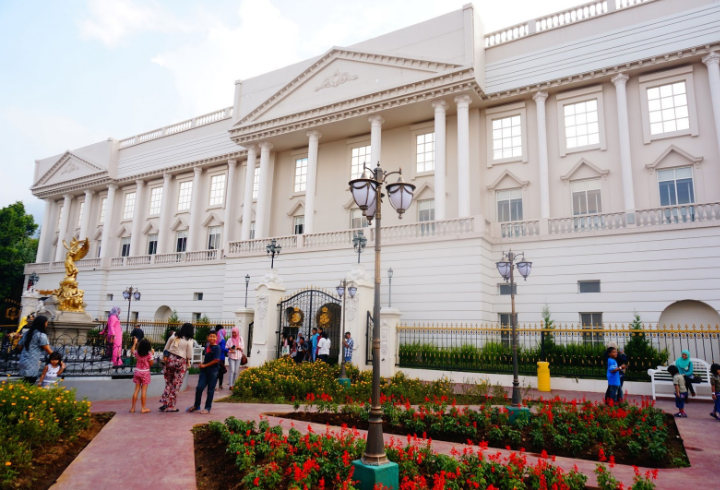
52, 378, 719, 490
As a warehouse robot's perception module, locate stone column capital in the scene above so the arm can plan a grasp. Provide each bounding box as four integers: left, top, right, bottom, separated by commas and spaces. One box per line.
533, 91, 548, 103
228, 159, 238, 168
432, 100, 448, 112
703, 51, 720, 66
108, 183, 118, 191
163, 173, 172, 183
611, 73, 629, 86
135, 179, 145, 188
63, 193, 72, 201
454, 94, 471, 107
259, 141, 273, 151
306, 130, 322, 140
193, 167, 202, 177
368, 115, 385, 126
84, 189, 94, 198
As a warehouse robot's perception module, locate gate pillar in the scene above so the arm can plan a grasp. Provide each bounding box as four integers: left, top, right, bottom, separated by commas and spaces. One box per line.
379, 307, 402, 378
249, 270, 285, 366
343, 266, 374, 367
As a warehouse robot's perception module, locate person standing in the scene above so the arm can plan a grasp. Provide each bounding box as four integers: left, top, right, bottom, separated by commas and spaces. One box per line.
668, 365, 688, 417
317, 332, 331, 363
130, 323, 145, 351
225, 327, 244, 388
342, 332, 354, 364
295, 335, 307, 364
106, 307, 124, 367
310, 328, 319, 362
18, 316, 53, 384
709, 363, 720, 420
130, 338, 154, 413
214, 326, 228, 390
605, 346, 624, 404
675, 350, 696, 397
159, 323, 194, 412
188, 331, 220, 414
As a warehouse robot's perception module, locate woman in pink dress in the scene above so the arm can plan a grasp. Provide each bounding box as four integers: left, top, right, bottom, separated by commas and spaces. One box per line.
107, 306, 123, 367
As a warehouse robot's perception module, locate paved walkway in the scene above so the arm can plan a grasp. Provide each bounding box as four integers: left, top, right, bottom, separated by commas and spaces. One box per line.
52, 379, 719, 490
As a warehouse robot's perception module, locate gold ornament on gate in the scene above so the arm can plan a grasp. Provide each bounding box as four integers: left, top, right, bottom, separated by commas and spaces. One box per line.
38, 237, 90, 312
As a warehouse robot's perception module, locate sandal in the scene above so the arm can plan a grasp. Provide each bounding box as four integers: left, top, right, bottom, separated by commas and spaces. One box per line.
165, 408, 179, 413
186, 406, 198, 413
159, 405, 167, 412
199, 409, 210, 414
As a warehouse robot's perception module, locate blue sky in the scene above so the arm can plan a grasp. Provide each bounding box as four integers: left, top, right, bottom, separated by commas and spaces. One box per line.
0, 0, 580, 228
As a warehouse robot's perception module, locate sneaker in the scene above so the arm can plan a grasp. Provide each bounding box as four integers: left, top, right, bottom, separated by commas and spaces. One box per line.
710, 412, 718, 420
681, 412, 688, 418
674, 412, 684, 417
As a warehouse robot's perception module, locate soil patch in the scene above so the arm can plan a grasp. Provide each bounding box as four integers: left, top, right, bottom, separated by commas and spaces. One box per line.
9, 412, 114, 490
267, 410, 688, 468
194, 425, 242, 490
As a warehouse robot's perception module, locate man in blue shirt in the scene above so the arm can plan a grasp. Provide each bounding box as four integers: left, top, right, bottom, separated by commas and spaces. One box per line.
343, 332, 354, 364
188, 331, 220, 414
310, 327, 319, 362
605, 346, 624, 404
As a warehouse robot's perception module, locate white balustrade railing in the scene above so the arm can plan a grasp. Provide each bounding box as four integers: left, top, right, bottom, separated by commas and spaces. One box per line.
302, 230, 357, 248
118, 107, 233, 147
535, 0, 608, 33
636, 202, 720, 227
186, 249, 220, 262
228, 235, 298, 255
548, 212, 626, 235
127, 255, 152, 266
153, 253, 184, 264
110, 257, 125, 267
500, 220, 540, 238
76, 258, 101, 268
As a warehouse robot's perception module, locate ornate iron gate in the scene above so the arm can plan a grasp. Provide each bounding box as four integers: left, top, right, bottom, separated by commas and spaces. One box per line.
277, 289, 341, 362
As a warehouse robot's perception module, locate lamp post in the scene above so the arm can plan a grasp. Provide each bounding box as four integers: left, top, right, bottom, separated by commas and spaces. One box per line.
266, 239, 281, 268
122, 286, 141, 333
353, 231, 367, 264
336, 279, 357, 379
496, 250, 532, 408
349, 162, 415, 467
244, 274, 250, 308
387, 268, 393, 307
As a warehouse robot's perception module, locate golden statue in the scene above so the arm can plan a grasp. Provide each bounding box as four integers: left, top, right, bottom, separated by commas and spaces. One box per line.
39, 237, 90, 312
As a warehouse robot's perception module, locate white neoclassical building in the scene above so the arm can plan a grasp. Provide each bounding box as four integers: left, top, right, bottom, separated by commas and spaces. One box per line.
26, 0, 720, 343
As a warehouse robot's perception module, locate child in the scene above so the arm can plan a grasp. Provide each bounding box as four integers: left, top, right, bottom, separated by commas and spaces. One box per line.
668, 365, 688, 417
188, 331, 220, 414
605, 346, 623, 404
130, 338, 155, 413
38, 352, 66, 388
710, 363, 720, 420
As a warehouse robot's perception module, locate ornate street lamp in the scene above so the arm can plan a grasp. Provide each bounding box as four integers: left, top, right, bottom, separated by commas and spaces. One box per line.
353, 231, 367, 264
496, 250, 532, 408
387, 268, 393, 307
122, 286, 141, 332
349, 162, 415, 467
244, 274, 250, 308
266, 239, 281, 269
336, 279, 357, 379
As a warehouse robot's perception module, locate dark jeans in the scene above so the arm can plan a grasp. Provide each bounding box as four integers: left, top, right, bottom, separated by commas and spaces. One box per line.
675, 391, 688, 410
683, 375, 696, 396
318, 354, 329, 363
605, 385, 620, 404
23, 376, 37, 385
194, 368, 218, 411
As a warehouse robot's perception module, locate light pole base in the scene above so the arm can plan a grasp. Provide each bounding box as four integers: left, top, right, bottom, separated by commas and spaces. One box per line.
337, 377, 351, 389
351, 459, 398, 490
505, 405, 530, 425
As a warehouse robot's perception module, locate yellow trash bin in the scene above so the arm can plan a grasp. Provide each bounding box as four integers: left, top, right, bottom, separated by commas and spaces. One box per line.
537, 361, 551, 392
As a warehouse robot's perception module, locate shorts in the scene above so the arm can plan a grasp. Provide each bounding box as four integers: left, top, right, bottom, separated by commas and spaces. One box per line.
133, 370, 151, 386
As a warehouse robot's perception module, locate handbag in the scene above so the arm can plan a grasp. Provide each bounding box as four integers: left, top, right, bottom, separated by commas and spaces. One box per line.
240, 353, 248, 365
691, 374, 702, 383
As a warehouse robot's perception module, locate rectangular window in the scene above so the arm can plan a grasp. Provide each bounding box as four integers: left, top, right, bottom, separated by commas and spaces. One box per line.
177, 181, 193, 211
98, 197, 107, 223
252, 171, 259, 200
147, 234, 158, 255
492, 115, 522, 160
148, 187, 163, 215
571, 181, 602, 216
120, 237, 131, 257
192, 312, 201, 323
106, 294, 113, 301
418, 199, 435, 236
294, 157, 308, 192
207, 226, 222, 250
350, 209, 368, 229
193, 292, 203, 301
496, 189, 523, 222
122, 192, 135, 220
658, 167, 695, 223
581, 312, 603, 346
416, 132, 434, 173
209, 174, 226, 206
293, 215, 304, 235
249, 221, 255, 239
77, 201, 85, 228
498, 283, 517, 295
564, 99, 600, 149
498, 313, 513, 348
578, 280, 601, 293
351, 145, 371, 179
176, 231, 188, 253
647, 81, 689, 136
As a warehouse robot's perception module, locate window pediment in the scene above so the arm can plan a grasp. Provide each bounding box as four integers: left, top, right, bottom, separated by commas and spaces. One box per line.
561, 158, 609, 181
171, 217, 188, 232
486, 170, 529, 191
413, 182, 434, 201
202, 212, 224, 227
645, 145, 703, 171
286, 200, 305, 217
143, 222, 158, 235
115, 225, 129, 238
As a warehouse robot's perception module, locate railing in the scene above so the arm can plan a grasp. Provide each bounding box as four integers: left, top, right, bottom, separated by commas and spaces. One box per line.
483, 0, 656, 47
228, 235, 298, 255
76, 258, 101, 268
548, 212, 627, 235
397, 322, 720, 380
500, 220, 540, 238
110, 250, 224, 268
118, 107, 233, 147
636, 202, 720, 227
110, 257, 125, 267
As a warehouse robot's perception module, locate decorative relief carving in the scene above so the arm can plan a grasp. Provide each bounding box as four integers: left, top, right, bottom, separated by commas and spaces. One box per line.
315, 70, 358, 92
60, 162, 79, 175
346, 297, 357, 322
256, 295, 268, 322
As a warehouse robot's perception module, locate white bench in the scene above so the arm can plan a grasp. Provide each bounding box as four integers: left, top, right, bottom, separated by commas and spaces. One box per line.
647, 357, 712, 400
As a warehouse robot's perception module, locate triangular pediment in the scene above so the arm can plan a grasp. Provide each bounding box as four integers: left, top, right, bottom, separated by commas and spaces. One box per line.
171, 217, 188, 232
414, 182, 434, 200
143, 222, 158, 235
34, 152, 106, 188
486, 170, 529, 191
237, 48, 463, 126
645, 145, 703, 170
561, 158, 609, 181
286, 201, 305, 217
116, 225, 129, 238
202, 212, 224, 227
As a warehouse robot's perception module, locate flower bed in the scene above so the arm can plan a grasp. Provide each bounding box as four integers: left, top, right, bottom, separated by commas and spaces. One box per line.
0, 381, 92, 486
202, 416, 657, 489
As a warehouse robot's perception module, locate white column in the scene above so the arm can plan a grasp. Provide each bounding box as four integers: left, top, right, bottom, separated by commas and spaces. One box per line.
54, 194, 72, 261
36, 199, 53, 262
79, 189, 94, 241
241, 146, 257, 240
99, 184, 117, 259
369, 116, 384, 169
158, 173, 172, 254
703, 52, 720, 156
305, 131, 321, 234
223, 159, 238, 248
432, 101, 448, 220
533, 91, 551, 219
612, 74, 636, 213
130, 180, 146, 255
455, 95, 472, 217
255, 142, 273, 239
188, 167, 203, 251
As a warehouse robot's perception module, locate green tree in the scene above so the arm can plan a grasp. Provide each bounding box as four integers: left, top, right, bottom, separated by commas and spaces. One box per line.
540, 305, 556, 358
0, 202, 38, 301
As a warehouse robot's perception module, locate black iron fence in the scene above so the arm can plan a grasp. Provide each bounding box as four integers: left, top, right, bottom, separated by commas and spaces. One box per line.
397, 323, 720, 381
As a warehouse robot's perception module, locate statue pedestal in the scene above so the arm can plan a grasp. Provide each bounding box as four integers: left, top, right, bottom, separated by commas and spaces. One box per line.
50, 310, 97, 344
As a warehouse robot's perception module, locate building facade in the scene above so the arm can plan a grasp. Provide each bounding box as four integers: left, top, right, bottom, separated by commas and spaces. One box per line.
26, 0, 720, 337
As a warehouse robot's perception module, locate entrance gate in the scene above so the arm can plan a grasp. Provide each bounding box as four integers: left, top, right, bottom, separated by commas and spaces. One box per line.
277, 289, 341, 362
